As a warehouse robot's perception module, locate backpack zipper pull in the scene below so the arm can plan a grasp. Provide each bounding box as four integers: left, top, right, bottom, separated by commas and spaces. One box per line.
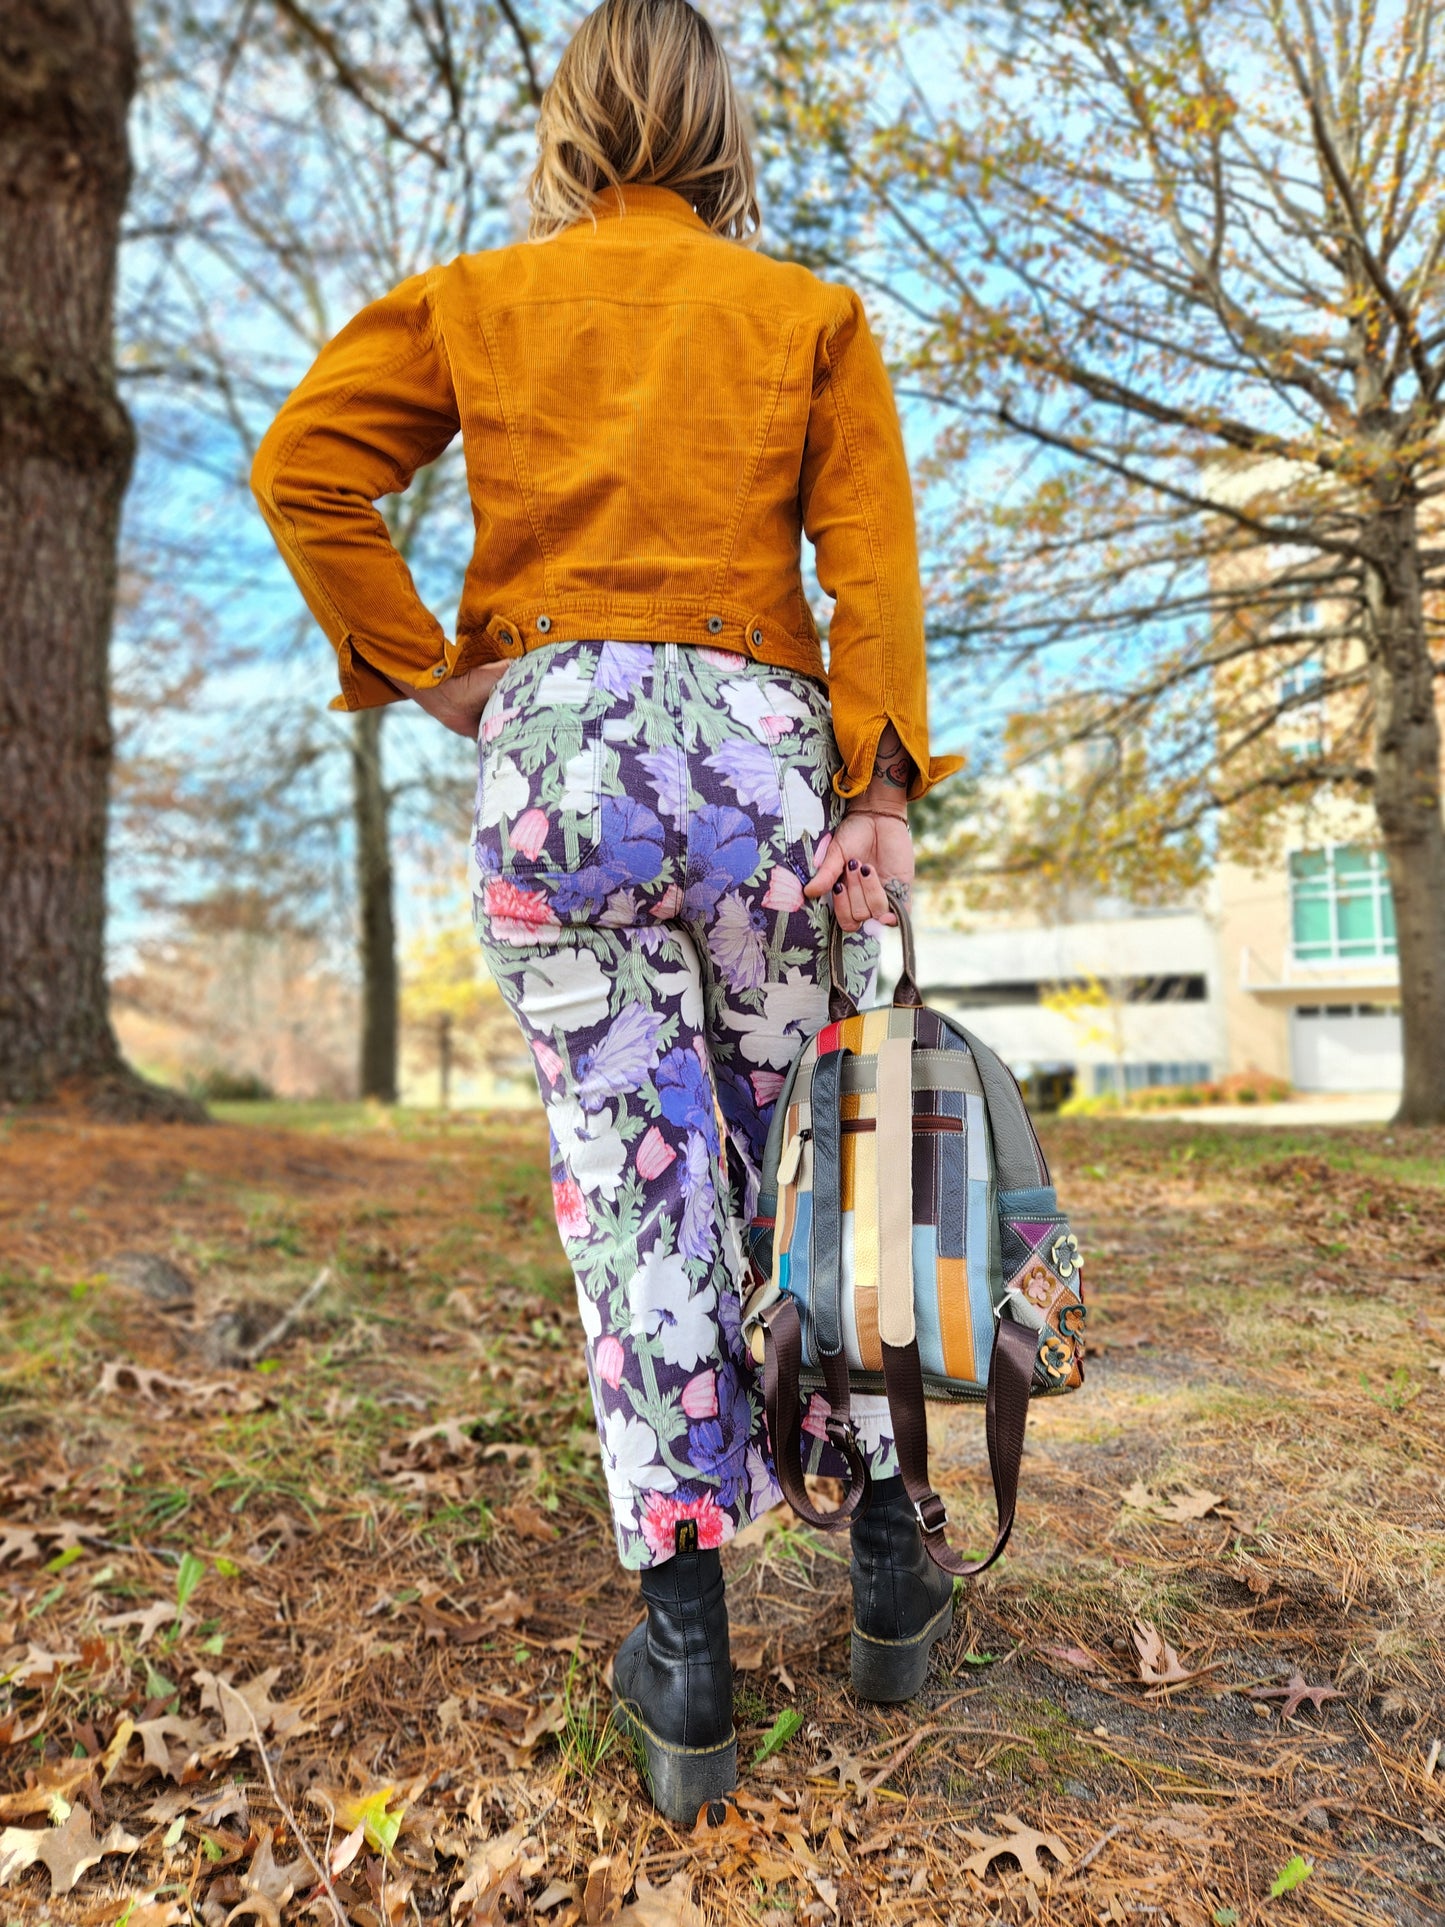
776, 1125, 810, 1187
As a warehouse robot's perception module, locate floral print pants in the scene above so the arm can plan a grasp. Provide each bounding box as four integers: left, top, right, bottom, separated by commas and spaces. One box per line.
470, 640, 900, 1569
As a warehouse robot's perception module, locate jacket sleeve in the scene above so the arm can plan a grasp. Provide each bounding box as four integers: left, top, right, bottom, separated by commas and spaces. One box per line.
799, 286, 964, 801
250, 270, 461, 711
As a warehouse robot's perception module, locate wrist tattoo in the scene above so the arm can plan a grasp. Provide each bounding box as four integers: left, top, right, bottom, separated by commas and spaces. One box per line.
884, 876, 912, 908
873, 725, 913, 791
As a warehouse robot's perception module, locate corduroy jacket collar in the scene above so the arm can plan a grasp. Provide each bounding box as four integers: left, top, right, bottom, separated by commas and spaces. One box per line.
586, 182, 709, 230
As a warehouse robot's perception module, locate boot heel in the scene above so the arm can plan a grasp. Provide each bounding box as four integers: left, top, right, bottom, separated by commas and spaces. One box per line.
615, 1702, 737, 1825
850, 1596, 953, 1703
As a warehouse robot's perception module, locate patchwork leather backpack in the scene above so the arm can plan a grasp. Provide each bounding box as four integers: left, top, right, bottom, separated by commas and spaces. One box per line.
743, 894, 1086, 1574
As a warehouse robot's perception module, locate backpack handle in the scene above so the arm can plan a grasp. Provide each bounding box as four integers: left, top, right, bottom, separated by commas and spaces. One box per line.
826, 880, 924, 1022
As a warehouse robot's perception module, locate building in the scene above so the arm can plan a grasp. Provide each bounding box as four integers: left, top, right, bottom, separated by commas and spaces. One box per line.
892, 887, 1225, 1104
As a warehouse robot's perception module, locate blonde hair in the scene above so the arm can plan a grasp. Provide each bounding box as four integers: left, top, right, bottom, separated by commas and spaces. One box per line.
527, 0, 761, 246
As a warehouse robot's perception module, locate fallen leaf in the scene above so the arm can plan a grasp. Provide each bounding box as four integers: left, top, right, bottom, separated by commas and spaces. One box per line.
0, 1760, 94, 1822
1269, 1854, 1313, 1896
960, 1813, 1072, 1887
450, 1823, 544, 1920
417, 1588, 531, 1644
496, 1500, 558, 1543
330, 1824, 365, 1877
194, 1668, 313, 1747
613, 1872, 702, 1926
1041, 1643, 1112, 1673
1249, 1674, 1344, 1720
0, 1804, 140, 1895
100, 1600, 193, 1648
1122, 1482, 1227, 1522
0, 1522, 88, 1569
1131, 1618, 1220, 1690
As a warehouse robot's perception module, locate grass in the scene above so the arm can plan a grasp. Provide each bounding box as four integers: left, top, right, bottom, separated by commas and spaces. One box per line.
1, 1105, 1443, 1924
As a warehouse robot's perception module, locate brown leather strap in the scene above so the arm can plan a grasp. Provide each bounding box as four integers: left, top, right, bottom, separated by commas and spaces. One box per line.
880, 1317, 1037, 1576
760, 1296, 869, 1531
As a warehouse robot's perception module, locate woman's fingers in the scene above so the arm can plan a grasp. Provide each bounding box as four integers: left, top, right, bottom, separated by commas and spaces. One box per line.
802, 834, 848, 899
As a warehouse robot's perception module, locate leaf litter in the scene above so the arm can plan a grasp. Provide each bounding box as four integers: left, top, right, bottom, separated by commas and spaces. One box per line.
3, 1110, 1445, 1923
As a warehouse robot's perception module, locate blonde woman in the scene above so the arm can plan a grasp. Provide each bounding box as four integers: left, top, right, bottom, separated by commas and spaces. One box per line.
252, 0, 961, 1823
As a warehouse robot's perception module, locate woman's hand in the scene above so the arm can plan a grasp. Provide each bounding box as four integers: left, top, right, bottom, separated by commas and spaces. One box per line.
403, 659, 511, 737
803, 808, 913, 932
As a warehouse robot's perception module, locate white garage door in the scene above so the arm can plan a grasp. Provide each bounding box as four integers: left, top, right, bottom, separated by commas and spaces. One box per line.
1291, 1004, 1402, 1094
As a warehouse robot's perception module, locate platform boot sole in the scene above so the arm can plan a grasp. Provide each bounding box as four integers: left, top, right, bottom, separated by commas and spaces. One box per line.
850, 1594, 954, 1703
612, 1695, 738, 1825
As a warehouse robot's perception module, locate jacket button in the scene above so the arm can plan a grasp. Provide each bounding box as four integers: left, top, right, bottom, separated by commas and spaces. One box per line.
750, 627, 764, 649
536, 614, 552, 633
499, 632, 513, 648
706, 615, 723, 634
431, 664, 447, 679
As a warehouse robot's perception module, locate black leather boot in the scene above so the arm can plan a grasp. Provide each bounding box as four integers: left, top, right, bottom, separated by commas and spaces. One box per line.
850, 1475, 956, 1702
611, 1545, 736, 1823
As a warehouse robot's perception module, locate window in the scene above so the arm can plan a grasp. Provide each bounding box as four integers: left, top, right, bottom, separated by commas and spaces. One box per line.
1278, 648, 1325, 761
1289, 847, 1396, 964
1093, 1062, 1213, 1096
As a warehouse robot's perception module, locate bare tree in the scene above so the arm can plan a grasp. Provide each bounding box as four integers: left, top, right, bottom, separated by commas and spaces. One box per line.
760, 0, 1445, 1122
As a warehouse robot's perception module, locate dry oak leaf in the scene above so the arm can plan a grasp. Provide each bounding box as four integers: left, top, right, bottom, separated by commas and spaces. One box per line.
417, 1587, 531, 1644
193, 1668, 313, 1747
2, 1642, 82, 1686
450, 1823, 544, 1921
960, 1814, 1072, 1888
0, 1521, 89, 1569
1041, 1643, 1113, 1674
1121, 1481, 1227, 1523
0, 1804, 140, 1895
1248, 1673, 1344, 1720
0, 1761, 96, 1823
616, 1872, 704, 1926
102, 1713, 211, 1782
100, 1600, 195, 1648
1131, 1619, 1221, 1690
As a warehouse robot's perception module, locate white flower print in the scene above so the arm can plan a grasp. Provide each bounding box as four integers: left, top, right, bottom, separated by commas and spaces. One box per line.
601, 1408, 676, 1502
559, 746, 601, 818
521, 948, 611, 1031
720, 677, 812, 739
782, 766, 826, 838
721, 965, 830, 1068
478, 754, 530, 828
649, 944, 705, 1030
547, 1095, 628, 1197
537, 660, 596, 706
628, 1242, 718, 1371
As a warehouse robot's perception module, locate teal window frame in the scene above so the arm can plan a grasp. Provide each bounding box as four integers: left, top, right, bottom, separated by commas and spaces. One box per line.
1289, 845, 1397, 964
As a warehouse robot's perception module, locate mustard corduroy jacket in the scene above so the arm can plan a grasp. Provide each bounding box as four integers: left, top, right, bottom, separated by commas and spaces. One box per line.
250, 182, 962, 800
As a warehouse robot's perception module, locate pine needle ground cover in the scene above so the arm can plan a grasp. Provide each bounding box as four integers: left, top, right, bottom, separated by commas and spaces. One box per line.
1, 1108, 1442, 1926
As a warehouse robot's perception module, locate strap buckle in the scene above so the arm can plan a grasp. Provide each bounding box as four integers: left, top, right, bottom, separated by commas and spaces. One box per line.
913, 1492, 948, 1536
825, 1415, 860, 1456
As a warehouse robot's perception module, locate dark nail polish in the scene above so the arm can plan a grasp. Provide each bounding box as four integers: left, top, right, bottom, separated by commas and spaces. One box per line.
832, 879, 845, 894
860, 864, 872, 877
847, 859, 859, 872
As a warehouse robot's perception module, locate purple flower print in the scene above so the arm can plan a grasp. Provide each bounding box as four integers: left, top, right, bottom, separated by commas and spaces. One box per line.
574, 1004, 667, 1109
683, 805, 761, 920
704, 741, 782, 817
678, 1130, 717, 1264
687, 1363, 751, 1507
597, 640, 652, 697
639, 749, 688, 828
657, 1047, 720, 1154
553, 794, 665, 914
710, 893, 768, 992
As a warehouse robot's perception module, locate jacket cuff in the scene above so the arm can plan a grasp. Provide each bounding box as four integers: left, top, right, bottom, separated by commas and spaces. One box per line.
833, 712, 966, 803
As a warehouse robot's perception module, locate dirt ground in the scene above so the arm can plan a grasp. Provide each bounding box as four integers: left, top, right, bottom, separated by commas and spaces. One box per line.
1, 1104, 1442, 1926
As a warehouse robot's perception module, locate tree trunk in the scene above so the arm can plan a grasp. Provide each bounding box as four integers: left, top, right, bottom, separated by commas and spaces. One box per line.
0, 0, 199, 1117
353, 708, 398, 1103
1365, 495, 1445, 1126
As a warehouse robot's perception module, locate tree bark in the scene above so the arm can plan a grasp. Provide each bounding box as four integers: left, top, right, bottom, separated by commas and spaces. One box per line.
352, 707, 398, 1103
1365, 493, 1445, 1126
0, 0, 198, 1116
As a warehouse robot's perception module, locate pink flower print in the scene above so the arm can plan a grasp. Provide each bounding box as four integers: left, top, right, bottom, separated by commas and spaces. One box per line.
762, 867, 804, 912
681, 1370, 718, 1420
552, 1176, 588, 1242
650, 882, 684, 920
641, 1491, 731, 1561
812, 831, 832, 870
483, 878, 559, 943
700, 648, 739, 670
510, 808, 550, 860
759, 714, 795, 743
802, 1391, 831, 1441
532, 1039, 565, 1088
750, 1069, 785, 1107
595, 1335, 626, 1390
482, 704, 517, 743
635, 1126, 677, 1181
